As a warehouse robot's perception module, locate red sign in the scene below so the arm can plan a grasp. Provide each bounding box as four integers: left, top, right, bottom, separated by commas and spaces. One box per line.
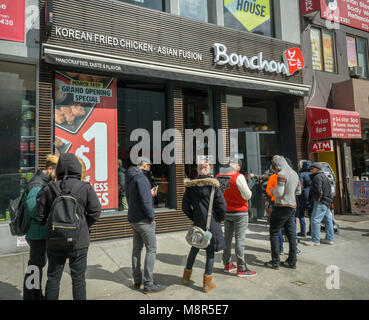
0, 0, 25, 42
320, 0, 369, 33
54, 72, 118, 211
283, 47, 305, 76
306, 106, 362, 140
311, 140, 334, 153
300, 0, 320, 16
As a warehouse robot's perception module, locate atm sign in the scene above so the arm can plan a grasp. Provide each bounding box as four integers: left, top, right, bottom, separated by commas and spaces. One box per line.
311, 140, 334, 153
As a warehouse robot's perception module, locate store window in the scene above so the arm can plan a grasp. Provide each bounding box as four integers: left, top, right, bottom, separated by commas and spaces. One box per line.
224, 0, 273, 37
179, 0, 209, 23
116, 0, 165, 11
351, 121, 369, 177
0, 62, 36, 221
117, 81, 171, 209
54, 73, 172, 211
346, 36, 369, 78
183, 88, 214, 178
310, 27, 336, 72
227, 96, 280, 174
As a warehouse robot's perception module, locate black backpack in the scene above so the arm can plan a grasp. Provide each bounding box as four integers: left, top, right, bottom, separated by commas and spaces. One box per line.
46, 181, 86, 251
9, 181, 44, 236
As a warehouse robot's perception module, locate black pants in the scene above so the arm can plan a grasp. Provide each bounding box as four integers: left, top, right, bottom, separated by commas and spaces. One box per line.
270, 207, 297, 266
45, 248, 88, 300
186, 246, 215, 275
23, 239, 47, 300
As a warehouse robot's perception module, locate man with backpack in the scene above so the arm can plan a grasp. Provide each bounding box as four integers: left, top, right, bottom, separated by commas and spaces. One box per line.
22, 154, 59, 300
36, 153, 101, 300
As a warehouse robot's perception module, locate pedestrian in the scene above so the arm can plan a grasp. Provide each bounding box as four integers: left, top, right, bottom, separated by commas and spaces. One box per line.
216, 158, 257, 277
181, 161, 226, 293
301, 162, 334, 246
22, 154, 59, 300
297, 160, 313, 236
125, 157, 165, 294
118, 159, 128, 211
36, 153, 101, 300
264, 155, 301, 270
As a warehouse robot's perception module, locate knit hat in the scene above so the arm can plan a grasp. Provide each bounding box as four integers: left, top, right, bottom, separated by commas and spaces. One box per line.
310, 162, 323, 170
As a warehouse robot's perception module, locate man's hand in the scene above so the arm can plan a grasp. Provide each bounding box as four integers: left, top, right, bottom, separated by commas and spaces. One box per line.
151, 186, 158, 197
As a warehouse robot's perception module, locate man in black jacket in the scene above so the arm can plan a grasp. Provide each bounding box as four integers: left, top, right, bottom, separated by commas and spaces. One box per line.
36, 153, 101, 300
126, 157, 166, 294
301, 162, 334, 246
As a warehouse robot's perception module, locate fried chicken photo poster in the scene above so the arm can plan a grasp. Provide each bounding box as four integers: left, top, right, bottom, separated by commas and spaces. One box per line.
54, 71, 118, 211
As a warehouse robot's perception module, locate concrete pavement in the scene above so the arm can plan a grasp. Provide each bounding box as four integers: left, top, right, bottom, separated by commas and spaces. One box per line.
0, 216, 369, 300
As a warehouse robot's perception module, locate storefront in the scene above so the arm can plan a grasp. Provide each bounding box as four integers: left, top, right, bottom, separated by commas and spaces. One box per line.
0, 0, 40, 254
38, 0, 310, 240
306, 106, 363, 214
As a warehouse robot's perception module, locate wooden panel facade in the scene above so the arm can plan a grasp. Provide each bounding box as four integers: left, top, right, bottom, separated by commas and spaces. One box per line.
38, 0, 306, 242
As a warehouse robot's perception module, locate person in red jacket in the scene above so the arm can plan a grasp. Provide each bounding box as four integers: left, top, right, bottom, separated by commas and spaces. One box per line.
216, 158, 257, 277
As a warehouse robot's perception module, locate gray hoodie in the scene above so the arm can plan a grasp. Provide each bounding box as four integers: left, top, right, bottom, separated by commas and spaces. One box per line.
271, 155, 301, 208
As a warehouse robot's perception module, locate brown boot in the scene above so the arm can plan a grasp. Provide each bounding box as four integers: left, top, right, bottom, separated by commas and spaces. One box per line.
203, 274, 216, 293
182, 268, 192, 285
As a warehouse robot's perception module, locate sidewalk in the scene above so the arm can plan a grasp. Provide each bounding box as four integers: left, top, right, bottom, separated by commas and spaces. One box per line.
0, 218, 369, 300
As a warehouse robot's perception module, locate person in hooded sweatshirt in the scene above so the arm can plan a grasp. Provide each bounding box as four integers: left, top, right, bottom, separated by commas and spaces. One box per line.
125, 157, 166, 294
36, 153, 101, 300
265, 155, 301, 270
297, 160, 313, 237
181, 161, 226, 293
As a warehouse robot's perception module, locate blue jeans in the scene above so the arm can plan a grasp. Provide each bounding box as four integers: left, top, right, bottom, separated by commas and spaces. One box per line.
311, 202, 334, 243
186, 246, 215, 275
131, 220, 157, 288
222, 214, 249, 269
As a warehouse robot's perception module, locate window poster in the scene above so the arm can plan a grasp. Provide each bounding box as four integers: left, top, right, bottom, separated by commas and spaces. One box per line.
54, 72, 118, 211
322, 30, 334, 73
346, 36, 358, 68
0, 0, 25, 42
310, 28, 323, 70
224, 0, 272, 36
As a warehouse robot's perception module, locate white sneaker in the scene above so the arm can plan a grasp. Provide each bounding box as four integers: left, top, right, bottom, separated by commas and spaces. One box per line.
301, 240, 320, 246
321, 239, 334, 245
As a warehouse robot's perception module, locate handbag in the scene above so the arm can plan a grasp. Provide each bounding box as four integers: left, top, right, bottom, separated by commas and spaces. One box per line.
185, 186, 215, 249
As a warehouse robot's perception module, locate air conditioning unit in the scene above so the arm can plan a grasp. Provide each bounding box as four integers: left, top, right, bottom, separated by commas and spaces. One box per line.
349, 66, 363, 78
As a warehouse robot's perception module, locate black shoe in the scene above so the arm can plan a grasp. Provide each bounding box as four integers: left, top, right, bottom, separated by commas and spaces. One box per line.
264, 261, 280, 270
297, 232, 306, 237
307, 231, 311, 236
133, 282, 144, 290
281, 261, 296, 269
144, 283, 166, 294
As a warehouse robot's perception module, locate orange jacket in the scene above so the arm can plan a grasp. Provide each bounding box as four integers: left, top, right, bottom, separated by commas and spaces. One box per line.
266, 174, 277, 202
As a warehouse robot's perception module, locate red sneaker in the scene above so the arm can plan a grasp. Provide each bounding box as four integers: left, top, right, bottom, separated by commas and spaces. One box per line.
237, 267, 257, 277
224, 262, 237, 273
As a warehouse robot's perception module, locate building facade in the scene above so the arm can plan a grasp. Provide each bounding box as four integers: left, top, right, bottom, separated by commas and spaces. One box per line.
0, 0, 40, 254
300, 0, 369, 214
1, 0, 309, 250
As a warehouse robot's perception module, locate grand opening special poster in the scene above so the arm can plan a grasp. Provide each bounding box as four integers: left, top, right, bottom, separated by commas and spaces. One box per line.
54, 71, 118, 211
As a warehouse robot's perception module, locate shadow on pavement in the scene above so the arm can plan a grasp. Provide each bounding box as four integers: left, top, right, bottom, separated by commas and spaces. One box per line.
0, 281, 22, 300
340, 226, 369, 234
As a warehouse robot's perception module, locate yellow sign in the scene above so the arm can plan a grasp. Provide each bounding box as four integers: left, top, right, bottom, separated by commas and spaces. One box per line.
224, 0, 270, 31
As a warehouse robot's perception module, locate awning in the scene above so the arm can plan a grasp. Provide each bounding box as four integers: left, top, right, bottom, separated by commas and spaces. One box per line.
306, 106, 362, 140
43, 44, 311, 97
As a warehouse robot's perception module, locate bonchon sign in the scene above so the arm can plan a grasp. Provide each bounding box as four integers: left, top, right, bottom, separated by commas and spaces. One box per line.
213, 43, 304, 76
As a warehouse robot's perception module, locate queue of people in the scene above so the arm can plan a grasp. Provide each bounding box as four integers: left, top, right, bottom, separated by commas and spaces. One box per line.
20, 152, 334, 299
